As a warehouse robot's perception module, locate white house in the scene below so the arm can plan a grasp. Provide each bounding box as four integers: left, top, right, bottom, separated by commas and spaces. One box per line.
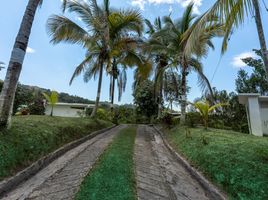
238, 93, 268, 137
45, 102, 94, 118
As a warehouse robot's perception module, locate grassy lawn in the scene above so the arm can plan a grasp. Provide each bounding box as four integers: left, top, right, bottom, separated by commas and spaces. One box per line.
75, 126, 137, 200
165, 126, 268, 200
0, 115, 112, 180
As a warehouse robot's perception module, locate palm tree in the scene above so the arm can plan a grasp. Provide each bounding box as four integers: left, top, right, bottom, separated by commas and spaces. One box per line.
43, 91, 58, 116
160, 4, 224, 125
186, 0, 268, 78
47, 0, 145, 117
144, 17, 169, 118
0, 0, 42, 129
192, 100, 228, 130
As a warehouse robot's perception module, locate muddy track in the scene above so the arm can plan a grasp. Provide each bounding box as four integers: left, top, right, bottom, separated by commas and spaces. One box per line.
135, 125, 212, 200
3, 125, 126, 200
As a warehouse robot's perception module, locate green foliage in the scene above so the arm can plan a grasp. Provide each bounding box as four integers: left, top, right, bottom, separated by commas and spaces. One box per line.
133, 80, 158, 121
236, 49, 268, 95
114, 105, 136, 124
163, 70, 189, 109
75, 126, 137, 200
159, 111, 173, 127
204, 88, 249, 133
43, 91, 58, 116
96, 108, 109, 121
191, 100, 228, 129
186, 112, 202, 128
0, 116, 112, 179
166, 126, 268, 200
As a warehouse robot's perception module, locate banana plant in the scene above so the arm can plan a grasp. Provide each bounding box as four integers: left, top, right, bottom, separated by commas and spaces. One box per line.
43, 91, 58, 116
192, 100, 228, 130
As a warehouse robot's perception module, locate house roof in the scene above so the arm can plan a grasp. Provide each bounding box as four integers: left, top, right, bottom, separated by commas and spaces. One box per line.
238, 93, 260, 104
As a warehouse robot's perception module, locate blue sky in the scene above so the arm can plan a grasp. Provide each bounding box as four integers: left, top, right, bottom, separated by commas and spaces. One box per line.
0, 0, 268, 109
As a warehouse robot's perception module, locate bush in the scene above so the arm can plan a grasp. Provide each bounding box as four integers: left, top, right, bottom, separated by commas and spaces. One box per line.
96, 108, 109, 121
28, 98, 45, 115
160, 111, 173, 126
186, 112, 201, 128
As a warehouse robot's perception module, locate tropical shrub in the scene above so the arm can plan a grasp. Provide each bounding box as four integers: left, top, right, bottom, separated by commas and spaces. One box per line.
186, 112, 202, 128
191, 100, 228, 130
96, 108, 109, 121
159, 111, 173, 127
43, 91, 58, 116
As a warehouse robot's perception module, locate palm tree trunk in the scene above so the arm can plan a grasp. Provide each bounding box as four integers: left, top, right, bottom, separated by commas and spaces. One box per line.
252, 0, 268, 77
110, 74, 115, 112
0, 0, 40, 130
110, 59, 116, 113
50, 106, 53, 117
180, 65, 187, 125
157, 75, 163, 118
91, 61, 104, 118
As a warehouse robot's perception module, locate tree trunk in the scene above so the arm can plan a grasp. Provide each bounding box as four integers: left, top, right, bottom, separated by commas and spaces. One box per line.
110, 74, 115, 113
50, 105, 53, 117
110, 59, 116, 113
180, 64, 187, 125
91, 61, 104, 118
157, 74, 163, 119
252, 0, 268, 78
0, 0, 40, 130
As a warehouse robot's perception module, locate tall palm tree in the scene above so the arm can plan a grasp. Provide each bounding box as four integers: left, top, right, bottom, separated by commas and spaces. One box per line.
160, 4, 224, 124
0, 0, 43, 129
186, 0, 268, 78
47, 0, 145, 117
144, 17, 169, 118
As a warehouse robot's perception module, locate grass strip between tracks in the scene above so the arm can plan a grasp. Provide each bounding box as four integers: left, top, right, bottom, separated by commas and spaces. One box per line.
75, 126, 137, 200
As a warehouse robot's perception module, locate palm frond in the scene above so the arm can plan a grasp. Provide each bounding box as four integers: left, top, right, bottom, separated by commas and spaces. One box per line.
47, 15, 90, 45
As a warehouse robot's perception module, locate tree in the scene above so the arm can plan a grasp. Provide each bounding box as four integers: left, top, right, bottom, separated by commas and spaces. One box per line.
144, 17, 169, 118
43, 91, 58, 116
163, 70, 188, 111
236, 49, 268, 95
159, 4, 224, 124
192, 100, 228, 130
204, 88, 249, 133
0, 0, 42, 129
133, 80, 158, 120
187, 0, 268, 78
47, 0, 145, 118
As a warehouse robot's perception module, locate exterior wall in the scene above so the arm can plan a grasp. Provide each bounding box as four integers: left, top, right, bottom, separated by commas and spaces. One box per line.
247, 97, 263, 136
45, 105, 85, 118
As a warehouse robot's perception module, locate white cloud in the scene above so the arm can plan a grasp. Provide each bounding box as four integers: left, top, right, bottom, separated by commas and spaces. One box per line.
26, 47, 36, 54
169, 5, 173, 13
131, 0, 202, 14
231, 52, 256, 68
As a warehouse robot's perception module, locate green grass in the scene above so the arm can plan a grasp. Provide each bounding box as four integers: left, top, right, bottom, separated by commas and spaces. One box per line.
75, 126, 137, 200
165, 126, 268, 200
0, 115, 112, 180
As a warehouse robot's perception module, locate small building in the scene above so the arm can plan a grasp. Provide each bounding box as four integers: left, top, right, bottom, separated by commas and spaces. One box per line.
238, 93, 268, 137
45, 102, 94, 118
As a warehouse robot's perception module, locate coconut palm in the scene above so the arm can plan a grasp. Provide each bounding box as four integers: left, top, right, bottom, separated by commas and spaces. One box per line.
144, 17, 170, 118
159, 4, 224, 125
186, 0, 268, 78
0, 0, 43, 129
43, 91, 59, 116
192, 100, 228, 130
47, 0, 145, 117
